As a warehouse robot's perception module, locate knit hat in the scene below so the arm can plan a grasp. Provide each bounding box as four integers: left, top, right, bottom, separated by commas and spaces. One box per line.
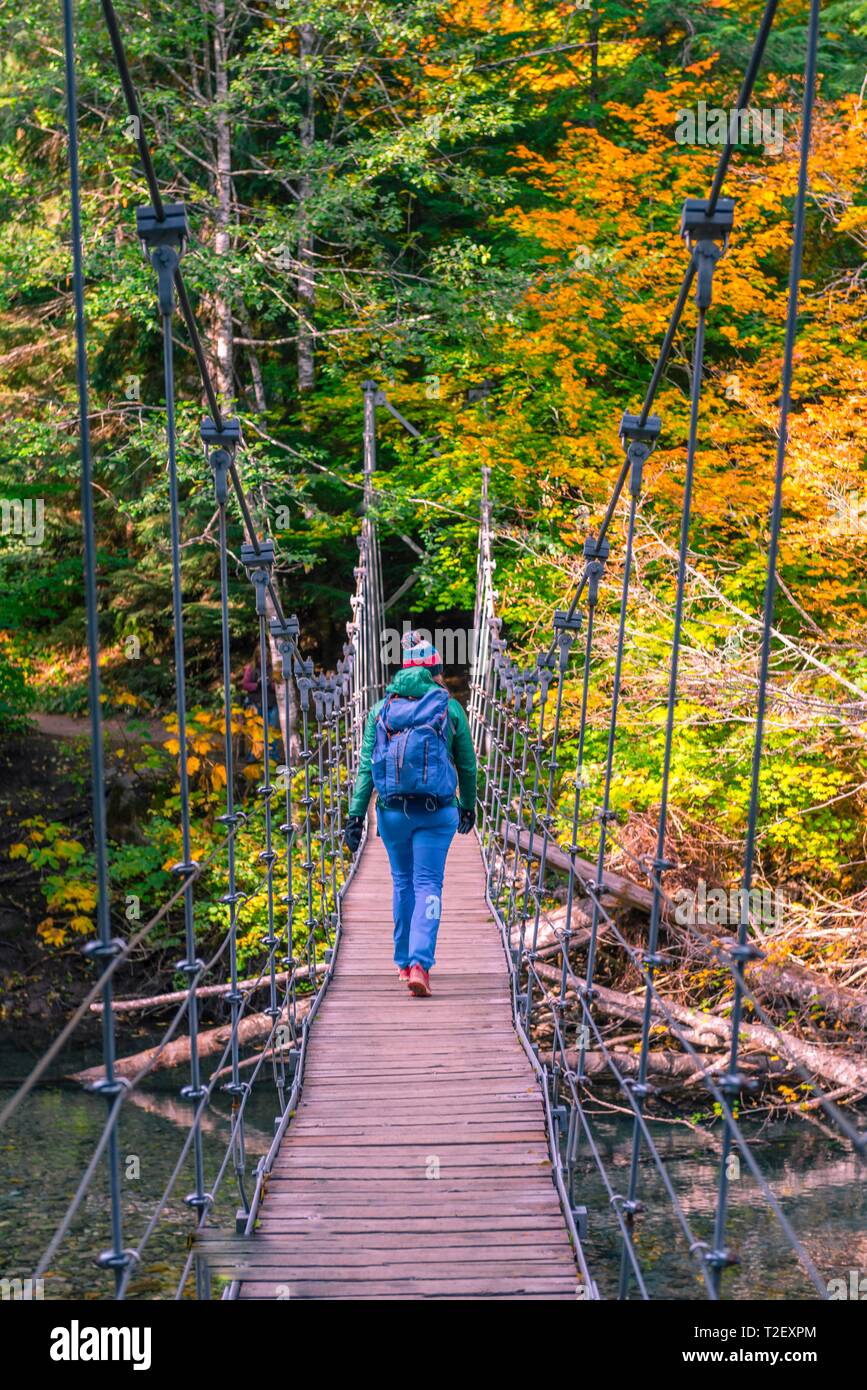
401, 629, 442, 669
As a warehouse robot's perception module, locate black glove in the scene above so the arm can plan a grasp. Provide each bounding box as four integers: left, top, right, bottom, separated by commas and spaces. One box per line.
343, 815, 365, 853
457, 807, 475, 835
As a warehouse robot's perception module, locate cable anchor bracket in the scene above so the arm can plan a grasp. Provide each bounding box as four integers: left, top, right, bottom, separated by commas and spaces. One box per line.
583, 534, 610, 608
201, 416, 241, 505
270, 614, 301, 680
619, 411, 662, 495
681, 197, 735, 310
240, 538, 275, 616
136, 202, 188, 317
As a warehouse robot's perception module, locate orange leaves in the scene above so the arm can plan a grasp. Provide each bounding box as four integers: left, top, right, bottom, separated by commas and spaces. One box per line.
160, 707, 265, 793
37, 918, 66, 948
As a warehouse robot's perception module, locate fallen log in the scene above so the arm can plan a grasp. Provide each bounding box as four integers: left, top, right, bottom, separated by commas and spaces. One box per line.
500, 822, 654, 914
592, 982, 867, 1095
532, 962, 722, 1049
531, 962, 867, 1096
666, 918, 867, 1037
746, 957, 867, 1034
537, 1047, 793, 1085
509, 903, 593, 956
503, 824, 867, 1045
89, 963, 326, 1014
70, 998, 311, 1087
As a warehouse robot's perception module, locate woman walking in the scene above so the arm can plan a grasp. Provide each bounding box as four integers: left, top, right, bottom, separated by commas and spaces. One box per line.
343, 630, 477, 997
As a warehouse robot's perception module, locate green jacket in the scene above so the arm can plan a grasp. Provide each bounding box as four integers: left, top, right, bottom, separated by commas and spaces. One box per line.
349, 666, 477, 816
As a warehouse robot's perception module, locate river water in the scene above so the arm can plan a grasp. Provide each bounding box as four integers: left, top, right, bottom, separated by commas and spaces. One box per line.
1, 1048, 863, 1300
566, 1108, 866, 1299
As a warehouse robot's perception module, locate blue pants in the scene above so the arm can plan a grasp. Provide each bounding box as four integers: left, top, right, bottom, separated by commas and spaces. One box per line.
376, 802, 458, 971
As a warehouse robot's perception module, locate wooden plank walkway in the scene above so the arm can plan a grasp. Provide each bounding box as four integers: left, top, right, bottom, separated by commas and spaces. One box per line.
238, 829, 580, 1299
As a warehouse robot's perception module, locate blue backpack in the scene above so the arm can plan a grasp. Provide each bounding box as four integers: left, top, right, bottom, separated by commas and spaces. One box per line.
371, 686, 458, 805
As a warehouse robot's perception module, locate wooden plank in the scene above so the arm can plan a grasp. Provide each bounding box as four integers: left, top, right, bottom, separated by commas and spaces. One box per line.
266, 1178, 557, 1191
258, 1204, 566, 1221
244, 1228, 568, 1245
238, 1277, 578, 1299
273, 1144, 550, 1162
275, 1125, 546, 1141
262, 1196, 560, 1216
289, 1106, 544, 1121
233, 1261, 578, 1280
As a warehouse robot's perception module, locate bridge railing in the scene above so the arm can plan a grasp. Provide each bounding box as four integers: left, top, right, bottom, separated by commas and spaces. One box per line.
0, 0, 387, 1300
470, 0, 865, 1301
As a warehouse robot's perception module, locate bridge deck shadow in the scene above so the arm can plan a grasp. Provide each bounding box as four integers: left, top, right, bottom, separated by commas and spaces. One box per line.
238, 830, 579, 1299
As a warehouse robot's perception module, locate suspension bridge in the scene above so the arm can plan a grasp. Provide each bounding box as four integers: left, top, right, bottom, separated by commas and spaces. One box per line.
3, 0, 865, 1302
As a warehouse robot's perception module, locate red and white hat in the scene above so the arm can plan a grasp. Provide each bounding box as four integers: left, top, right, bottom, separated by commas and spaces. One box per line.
401, 629, 442, 668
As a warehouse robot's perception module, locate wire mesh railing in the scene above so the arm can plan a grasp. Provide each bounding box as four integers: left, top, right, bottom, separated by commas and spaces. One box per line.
469, 0, 865, 1301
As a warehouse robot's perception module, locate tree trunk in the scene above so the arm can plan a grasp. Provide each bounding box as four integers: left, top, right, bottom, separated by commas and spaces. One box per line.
589, 980, 867, 1095
746, 957, 867, 1034
237, 306, 267, 416
90, 962, 325, 1014
589, 7, 600, 122
209, 0, 234, 406
296, 22, 316, 395
532, 962, 867, 1095
501, 821, 654, 913
537, 1047, 794, 1085
71, 998, 311, 1086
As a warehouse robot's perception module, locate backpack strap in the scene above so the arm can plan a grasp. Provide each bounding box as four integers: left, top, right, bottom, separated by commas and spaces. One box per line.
378, 693, 397, 736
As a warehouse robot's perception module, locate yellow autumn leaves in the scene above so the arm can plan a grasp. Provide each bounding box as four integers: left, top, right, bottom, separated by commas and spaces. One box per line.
162, 706, 267, 793
10, 819, 96, 947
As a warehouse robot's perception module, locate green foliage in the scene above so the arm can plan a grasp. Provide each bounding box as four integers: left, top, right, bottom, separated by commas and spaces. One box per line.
0, 636, 34, 733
